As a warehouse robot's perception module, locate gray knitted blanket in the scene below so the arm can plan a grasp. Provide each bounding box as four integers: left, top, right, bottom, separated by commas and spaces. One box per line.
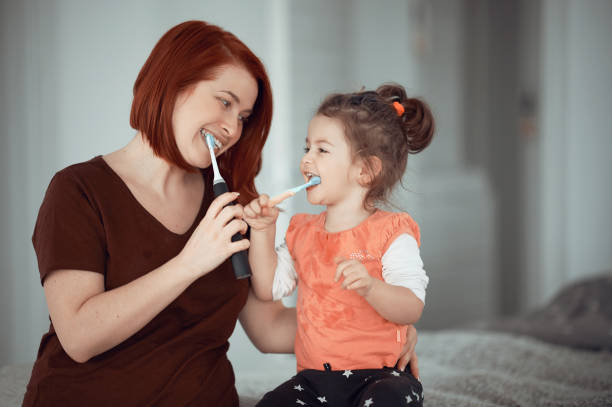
418, 330, 612, 406
2, 330, 611, 406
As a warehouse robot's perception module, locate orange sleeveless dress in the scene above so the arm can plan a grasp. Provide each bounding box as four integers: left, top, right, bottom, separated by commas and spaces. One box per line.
285, 210, 421, 371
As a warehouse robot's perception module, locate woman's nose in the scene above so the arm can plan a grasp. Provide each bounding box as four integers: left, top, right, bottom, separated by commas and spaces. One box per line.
221, 115, 239, 139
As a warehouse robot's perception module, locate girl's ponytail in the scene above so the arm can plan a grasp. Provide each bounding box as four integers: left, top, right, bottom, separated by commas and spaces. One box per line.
376, 84, 435, 154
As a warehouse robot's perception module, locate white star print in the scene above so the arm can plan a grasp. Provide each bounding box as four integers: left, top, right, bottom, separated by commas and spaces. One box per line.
294, 384, 304, 391
412, 390, 420, 401
342, 370, 353, 378
296, 399, 306, 405
391, 371, 400, 376
406, 395, 412, 403
364, 398, 374, 407
317, 396, 327, 403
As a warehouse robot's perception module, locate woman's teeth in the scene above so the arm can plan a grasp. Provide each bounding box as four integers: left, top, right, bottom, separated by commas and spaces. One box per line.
200, 129, 222, 150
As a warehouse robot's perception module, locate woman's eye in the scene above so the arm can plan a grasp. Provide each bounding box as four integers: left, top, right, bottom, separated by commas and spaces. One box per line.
318, 148, 328, 153
303, 146, 310, 153
219, 98, 231, 108
238, 114, 249, 123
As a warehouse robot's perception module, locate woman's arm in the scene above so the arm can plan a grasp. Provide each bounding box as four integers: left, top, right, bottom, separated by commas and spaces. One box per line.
44, 259, 193, 363
238, 289, 296, 353
44, 192, 248, 363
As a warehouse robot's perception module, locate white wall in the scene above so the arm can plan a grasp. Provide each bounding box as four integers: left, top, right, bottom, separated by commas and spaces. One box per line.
526, 0, 612, 307
2, 0, 611, 370
0, 0, 290, 367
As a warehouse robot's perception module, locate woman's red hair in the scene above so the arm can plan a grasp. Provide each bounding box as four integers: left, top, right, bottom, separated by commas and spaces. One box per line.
130, 20, 273, 204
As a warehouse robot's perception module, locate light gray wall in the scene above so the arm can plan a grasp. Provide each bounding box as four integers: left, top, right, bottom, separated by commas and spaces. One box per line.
525, 0, 612, 306
1, 0, 611, 371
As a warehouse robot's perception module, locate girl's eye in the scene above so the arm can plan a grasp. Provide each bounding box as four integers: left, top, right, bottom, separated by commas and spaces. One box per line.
238, 114, 249, 124
303, 146, 310, 153
318, 147, 328, 153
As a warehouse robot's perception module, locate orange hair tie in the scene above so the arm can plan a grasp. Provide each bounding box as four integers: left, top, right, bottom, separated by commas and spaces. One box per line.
392, 101, 405, 117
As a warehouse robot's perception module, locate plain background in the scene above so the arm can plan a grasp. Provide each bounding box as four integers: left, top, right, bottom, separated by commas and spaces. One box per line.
1, 0, 611, 378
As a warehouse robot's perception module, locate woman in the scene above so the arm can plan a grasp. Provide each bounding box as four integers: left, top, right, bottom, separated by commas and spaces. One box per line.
24, 20, 417, 406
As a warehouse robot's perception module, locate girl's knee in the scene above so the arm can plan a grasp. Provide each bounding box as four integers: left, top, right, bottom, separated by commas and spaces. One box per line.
359, 377, 423, 406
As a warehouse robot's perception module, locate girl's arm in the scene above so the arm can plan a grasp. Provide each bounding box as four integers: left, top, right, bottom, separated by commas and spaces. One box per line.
238, 288, 296, 353
244, 194, 280, 301
44, 192, 248, 363
335, 259, 423, 324
335, 233, 428, 325
363, 281, 424, 325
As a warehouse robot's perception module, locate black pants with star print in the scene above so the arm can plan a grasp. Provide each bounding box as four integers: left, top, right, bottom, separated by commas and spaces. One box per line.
255, 365, 423, 407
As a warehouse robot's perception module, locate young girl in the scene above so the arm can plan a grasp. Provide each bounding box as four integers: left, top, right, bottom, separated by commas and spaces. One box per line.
244, 84, 434, 407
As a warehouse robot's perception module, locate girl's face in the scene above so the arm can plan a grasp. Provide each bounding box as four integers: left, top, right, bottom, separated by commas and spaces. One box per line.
301, 115, 367, 207
172, 64, 258, 168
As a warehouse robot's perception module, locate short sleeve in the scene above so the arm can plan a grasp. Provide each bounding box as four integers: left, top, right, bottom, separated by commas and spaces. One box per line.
32, 169, 107, 284
381, 212, 421, 254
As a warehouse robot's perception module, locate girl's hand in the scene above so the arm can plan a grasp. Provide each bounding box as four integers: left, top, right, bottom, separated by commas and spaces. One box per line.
397, 325, 419, 379
243, 194, 279, 231
178, 192, 249, 278
334, 257, 376, 297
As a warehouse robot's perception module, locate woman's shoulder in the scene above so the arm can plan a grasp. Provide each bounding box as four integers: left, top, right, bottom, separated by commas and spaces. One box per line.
48, 156, 113, 192
54, 155, 108, 181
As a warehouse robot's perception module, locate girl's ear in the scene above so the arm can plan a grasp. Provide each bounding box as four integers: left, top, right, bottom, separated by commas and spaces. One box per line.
358, 156, 382, 186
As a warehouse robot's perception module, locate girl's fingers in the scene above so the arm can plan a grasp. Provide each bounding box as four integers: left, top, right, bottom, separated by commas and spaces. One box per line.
244, 204, 256, 219
250, 199, 262, 215
334, 258, 352, 281
259, 194, 270, 207
346, 279, 366, 291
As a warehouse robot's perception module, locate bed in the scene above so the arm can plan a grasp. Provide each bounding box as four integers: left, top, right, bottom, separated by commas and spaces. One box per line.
3, 274, 612, 406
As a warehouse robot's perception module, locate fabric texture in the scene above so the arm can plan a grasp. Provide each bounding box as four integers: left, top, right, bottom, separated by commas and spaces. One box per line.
285, 210, 423, 371
24, 156, 249, 407
255, 365, 423, 407
272, 233, 428, 303
488, 271, 612, 350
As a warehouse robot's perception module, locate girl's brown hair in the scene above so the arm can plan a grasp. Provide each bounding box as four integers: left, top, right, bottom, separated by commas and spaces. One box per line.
130, 20, 273, 204
317, 83, 434, 209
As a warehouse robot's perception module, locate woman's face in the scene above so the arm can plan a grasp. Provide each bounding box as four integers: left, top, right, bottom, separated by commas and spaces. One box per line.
172, 64, 258, 169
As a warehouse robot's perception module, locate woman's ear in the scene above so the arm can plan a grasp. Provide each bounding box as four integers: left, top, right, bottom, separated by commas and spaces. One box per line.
358, 156, 382, 186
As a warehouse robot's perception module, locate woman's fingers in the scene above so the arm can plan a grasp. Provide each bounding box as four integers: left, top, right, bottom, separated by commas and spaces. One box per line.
410, 353, 420, 379
207, 192, 240, 218
225, 218, 248, 238
217, 204, 245, 227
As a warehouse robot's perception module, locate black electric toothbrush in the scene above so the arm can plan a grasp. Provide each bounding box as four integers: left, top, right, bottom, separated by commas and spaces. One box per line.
202, 130, 251, 279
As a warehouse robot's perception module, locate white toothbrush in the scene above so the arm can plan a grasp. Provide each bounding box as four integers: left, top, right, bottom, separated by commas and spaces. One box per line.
201, 129, 251, 279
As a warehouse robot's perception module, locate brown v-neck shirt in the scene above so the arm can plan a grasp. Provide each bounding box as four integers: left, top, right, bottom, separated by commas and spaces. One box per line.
24, 156, 249, 406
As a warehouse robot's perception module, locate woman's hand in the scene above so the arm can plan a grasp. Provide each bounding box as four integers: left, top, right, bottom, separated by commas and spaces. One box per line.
178, 192, 249, 278
397, 324, 419, 379
243, 194, 279, 231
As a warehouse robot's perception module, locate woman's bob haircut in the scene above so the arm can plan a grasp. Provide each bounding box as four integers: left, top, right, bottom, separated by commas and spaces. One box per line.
130, 20, 273, 204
